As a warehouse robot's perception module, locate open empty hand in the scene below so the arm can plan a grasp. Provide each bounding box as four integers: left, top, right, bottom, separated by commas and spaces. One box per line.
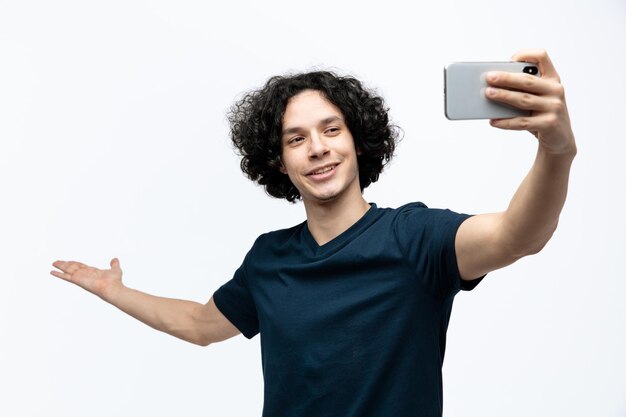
51, 258, 124, 301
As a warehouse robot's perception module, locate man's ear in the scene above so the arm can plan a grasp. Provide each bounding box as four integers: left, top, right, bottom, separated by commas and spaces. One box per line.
278, 157, 287, 174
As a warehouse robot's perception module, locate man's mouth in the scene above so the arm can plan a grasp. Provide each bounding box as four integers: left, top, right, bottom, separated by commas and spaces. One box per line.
307, 164, 338, 176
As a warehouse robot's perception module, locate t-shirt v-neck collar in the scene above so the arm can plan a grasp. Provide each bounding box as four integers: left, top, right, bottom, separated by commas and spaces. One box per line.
302, 203, 378, 257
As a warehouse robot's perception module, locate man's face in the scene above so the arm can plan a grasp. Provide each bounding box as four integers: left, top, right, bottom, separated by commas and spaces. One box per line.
280, 89, 361, 205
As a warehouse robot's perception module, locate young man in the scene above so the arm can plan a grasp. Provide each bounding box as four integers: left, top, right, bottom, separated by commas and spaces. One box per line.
51, 49, 576, 417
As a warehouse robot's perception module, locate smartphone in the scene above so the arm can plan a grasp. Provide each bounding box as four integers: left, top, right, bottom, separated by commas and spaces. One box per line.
444, 61, 541, 120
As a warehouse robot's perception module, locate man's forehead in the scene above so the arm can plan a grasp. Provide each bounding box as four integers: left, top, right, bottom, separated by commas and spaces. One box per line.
282, 91, 345, 132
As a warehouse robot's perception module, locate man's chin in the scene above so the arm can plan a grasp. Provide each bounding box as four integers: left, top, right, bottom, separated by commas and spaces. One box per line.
304, 191, 339, 204
318, 194, 338, 202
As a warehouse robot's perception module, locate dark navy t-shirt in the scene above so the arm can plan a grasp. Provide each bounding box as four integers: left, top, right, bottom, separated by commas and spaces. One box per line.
213, 202, 484, 417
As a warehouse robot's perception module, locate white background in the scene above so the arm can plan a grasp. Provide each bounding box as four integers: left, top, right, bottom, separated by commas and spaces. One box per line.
1, 0, 625, 416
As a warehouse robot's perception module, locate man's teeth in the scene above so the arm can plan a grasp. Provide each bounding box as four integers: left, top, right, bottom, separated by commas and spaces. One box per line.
312, 166, 334, 175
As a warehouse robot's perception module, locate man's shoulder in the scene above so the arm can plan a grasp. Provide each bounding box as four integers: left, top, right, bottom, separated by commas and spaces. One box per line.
381, 201, 471, 232
375, 201, 430, 218
394, 201, 429, 211
254, 220, 306, 245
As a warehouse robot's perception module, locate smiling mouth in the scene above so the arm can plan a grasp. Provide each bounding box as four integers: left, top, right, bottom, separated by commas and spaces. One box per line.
307, 164, 338, 176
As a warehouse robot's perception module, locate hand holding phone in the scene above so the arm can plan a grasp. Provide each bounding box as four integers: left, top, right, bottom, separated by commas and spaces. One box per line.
444, 49, 576, 157
444, 61, 540, 120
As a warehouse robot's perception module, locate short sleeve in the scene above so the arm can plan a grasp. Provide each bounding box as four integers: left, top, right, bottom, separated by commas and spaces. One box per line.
393, 202, 484, 299
212, 247, 260, 339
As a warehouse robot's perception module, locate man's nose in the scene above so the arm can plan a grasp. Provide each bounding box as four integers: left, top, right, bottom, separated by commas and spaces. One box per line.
308, 132, 330, 158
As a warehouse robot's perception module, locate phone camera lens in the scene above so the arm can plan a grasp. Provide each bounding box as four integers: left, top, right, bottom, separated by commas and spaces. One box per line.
523, 66, 538, 75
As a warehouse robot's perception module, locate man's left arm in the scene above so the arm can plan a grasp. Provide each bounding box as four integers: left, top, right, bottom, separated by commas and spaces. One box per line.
455, 49, 577, 281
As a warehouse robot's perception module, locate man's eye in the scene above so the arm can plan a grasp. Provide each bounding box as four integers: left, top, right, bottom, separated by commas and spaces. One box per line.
289, 136, 304, 144
326, 128, 340, 134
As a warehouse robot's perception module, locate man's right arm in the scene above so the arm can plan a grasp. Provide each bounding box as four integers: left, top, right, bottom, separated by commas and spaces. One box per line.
50, 258, 241, 346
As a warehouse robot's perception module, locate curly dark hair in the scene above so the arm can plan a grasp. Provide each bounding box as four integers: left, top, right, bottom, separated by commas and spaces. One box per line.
227, 70, 401, 203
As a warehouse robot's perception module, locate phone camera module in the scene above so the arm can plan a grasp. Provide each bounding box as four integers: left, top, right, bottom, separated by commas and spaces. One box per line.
523, 66, 538, 75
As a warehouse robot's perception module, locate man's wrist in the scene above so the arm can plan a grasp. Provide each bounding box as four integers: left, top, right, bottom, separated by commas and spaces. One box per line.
101, 282, 127, 305
538, 140, 577, 161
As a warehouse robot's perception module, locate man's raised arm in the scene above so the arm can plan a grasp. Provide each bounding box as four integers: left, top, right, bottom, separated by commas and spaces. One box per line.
50, 258, 241, 345
455, 49, 577, 281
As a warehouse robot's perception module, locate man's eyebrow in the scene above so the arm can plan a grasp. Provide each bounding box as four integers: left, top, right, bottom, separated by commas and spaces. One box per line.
282, 116, 344, 136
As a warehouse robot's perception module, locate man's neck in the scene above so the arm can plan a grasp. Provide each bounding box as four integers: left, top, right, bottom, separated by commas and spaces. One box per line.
303, 193, 371, 246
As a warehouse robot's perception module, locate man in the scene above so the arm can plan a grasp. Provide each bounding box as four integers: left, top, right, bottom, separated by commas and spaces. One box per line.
51, 49, 576, 417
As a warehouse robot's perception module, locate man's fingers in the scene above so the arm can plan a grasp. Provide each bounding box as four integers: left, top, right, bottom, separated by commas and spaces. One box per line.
50, 269, 72, 281
486, 71, 558, 95
510, 48, 559, 80
51, 260, 75, 280
486, 50, 567, 136
485, 87, 553, 112
490, 113, 557, 132
52, 260, 88, 275
62, 262, 81, 274
110, 258, 120, 269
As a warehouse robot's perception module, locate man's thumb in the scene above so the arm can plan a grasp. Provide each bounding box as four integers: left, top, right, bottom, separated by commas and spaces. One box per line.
111, 257, 120, 268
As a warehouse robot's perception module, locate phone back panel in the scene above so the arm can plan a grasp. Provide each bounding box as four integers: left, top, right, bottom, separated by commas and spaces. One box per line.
444, 62, 539, 120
